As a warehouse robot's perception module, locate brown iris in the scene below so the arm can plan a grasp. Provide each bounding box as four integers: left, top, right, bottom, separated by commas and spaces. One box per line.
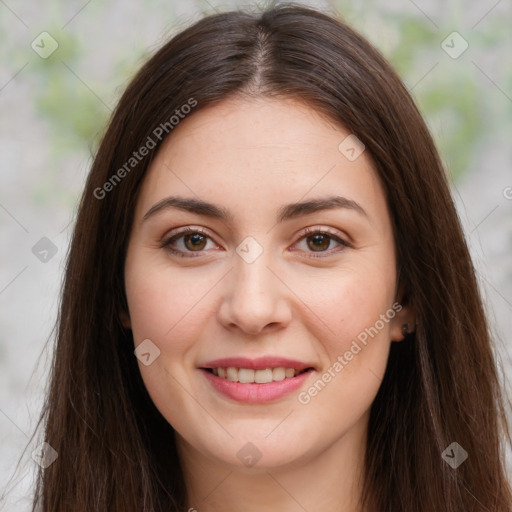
307, 233, 330, 251
184, 233, 207, 251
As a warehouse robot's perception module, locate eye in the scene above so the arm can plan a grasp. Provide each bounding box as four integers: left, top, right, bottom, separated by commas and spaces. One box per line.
292, 227, 351, 258
160, 227, 218, 257
160, 226, 351, 259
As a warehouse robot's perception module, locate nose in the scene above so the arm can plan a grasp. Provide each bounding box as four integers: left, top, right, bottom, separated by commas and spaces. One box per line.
217, 247, 292, 336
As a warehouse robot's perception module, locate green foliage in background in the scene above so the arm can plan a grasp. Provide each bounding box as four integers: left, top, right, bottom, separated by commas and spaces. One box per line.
30, 27, 110, 155
20, 0, 512, 204
336, 0, 511, 182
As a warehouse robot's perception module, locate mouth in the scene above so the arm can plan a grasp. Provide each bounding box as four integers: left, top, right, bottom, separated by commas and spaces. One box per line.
201, 366, 314, 383
198, 357, 316, 403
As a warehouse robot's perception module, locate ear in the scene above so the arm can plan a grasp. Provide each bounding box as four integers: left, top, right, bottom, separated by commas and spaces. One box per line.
389, 284, 416, 342
120, 309, 132, 329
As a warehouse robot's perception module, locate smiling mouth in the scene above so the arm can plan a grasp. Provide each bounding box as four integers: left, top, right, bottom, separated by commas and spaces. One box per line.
202, 367, 314, 384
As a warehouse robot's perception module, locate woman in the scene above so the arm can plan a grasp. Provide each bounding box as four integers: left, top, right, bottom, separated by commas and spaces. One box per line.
32, 2, 512, 511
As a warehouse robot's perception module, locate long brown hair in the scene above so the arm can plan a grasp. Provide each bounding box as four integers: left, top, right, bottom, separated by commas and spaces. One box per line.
32, 2, 511, 511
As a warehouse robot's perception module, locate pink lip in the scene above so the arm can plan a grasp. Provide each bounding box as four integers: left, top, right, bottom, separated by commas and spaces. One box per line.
200, 368, 314, 403
200, 356, 314, 372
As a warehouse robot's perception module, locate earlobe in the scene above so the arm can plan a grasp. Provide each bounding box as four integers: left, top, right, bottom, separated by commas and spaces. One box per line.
390, 283, 416, 342
401, 321, 416, 339
120, 310, 132, 329
390, 305, 416, 342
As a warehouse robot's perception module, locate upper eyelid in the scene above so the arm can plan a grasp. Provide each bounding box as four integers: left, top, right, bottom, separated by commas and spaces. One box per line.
162, 226, 214, 242
163, 225, 347, 241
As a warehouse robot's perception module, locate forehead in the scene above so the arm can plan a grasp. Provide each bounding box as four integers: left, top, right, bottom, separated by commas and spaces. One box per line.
134, 96, 387, 225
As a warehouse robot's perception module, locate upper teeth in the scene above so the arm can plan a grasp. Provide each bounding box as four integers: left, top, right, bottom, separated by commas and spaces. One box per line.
212, 367, 300, 383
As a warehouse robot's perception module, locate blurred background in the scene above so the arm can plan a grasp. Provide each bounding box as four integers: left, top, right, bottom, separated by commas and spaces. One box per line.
1, 0, 511, 509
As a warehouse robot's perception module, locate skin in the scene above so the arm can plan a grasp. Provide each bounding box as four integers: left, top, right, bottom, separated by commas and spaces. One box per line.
121, 96, 415, 512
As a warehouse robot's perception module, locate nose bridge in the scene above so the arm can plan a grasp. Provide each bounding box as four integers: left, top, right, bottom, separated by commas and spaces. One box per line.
233, 233, 274, 292
235, 246, 272, 296
219, 236, 290, 334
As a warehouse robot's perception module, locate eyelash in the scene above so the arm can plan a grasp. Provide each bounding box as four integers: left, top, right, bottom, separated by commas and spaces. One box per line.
159, 226, 351, 259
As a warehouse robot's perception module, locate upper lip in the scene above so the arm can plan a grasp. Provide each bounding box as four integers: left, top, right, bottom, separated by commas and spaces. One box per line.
200, 356, 315, 372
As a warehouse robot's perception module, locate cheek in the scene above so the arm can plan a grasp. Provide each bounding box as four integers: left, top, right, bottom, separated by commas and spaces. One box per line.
292, 266, 394, 409
124, 261, 215, 418
124, 258, 214, 348
295, 260, 395, 351
293, 278, 394, 427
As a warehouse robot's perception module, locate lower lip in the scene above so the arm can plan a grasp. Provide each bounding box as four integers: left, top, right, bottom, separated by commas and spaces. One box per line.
200, 369, 314, 403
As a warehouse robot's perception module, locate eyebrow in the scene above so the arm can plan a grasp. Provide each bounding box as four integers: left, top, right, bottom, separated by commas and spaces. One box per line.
142, 195, 368, 224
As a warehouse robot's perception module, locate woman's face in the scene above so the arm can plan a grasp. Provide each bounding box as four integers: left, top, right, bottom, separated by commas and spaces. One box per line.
122, 96, 411, 470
